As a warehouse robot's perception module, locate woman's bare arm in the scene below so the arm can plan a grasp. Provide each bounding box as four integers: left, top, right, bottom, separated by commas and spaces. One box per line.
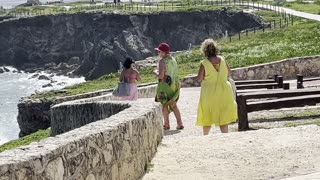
197, 64, 205, 81
135, 70, 141, 81
119, 70, 124, 82
225, 61, 231, 77
158, 60, 166, 80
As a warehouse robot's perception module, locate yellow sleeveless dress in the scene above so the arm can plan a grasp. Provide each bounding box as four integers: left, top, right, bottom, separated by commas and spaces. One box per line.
196, 56, 238, 126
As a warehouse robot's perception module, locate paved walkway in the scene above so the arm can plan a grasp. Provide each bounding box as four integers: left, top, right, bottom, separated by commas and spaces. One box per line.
142, 84, 320, 180
243, 3, 320, 22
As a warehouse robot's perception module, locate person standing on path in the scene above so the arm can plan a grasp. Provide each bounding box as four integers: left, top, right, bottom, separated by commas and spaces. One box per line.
154, 43, 184, 130
196, 39, 237, 135
119, 57, 141, 101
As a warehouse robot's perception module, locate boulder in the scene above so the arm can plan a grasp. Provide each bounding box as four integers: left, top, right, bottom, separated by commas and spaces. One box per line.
29, 73, 40, 79
3, 67, 10, 72
42, 83, 53, 88
38, 75, 51, 80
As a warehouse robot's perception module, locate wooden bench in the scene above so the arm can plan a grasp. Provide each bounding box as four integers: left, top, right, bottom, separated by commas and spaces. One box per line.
235, 75, 289, 90
236, 83, 279, 90
235, 79, 275, 85
237, 88, 320, 131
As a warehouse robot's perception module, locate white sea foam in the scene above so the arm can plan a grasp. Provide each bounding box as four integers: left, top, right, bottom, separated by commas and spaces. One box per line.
0, 66, 85, 145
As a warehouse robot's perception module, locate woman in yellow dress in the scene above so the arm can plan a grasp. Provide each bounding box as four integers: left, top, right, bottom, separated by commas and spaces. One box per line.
196, 39, 237, 135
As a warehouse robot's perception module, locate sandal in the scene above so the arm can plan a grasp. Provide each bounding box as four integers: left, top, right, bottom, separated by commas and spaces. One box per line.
163, 125, 170, 130
176, 125, 184, 130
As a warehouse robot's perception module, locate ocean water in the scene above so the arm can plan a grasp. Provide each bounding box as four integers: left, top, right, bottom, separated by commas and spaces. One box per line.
0, 67, 85, 145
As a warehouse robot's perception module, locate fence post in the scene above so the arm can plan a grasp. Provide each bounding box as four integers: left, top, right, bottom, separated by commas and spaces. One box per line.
238, 32, 241, 40
280, 19, 282, 28
273, 74, 279, 83
297, 74, 304, 89
246, 29, 248, 36
229, 35, 232, 42
253, 27, 256, 33
269, 22, 272, 29
291, 14, 294, 25
262, 25, 265, 32
277, 76, 283, 88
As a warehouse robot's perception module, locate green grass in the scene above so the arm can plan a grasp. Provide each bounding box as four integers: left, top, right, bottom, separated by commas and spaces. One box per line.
175, 18, 320, 69
146, 162, 154, 173
219, 18, 320, 67
3, 1, 224, 16
0, 130, 50, 153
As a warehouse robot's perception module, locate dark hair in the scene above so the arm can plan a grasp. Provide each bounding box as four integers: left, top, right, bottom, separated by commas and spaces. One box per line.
123, 57, 135, 69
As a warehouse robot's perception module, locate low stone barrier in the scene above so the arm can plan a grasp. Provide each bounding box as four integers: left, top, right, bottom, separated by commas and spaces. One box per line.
1, 99, 163, 179
180, 55, 320, 87
17, 83, 157, 137
232, 55, 320, 80
51, 102, 130, 136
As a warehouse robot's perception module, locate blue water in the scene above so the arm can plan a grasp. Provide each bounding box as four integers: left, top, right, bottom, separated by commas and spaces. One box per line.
0, 67, 85, 145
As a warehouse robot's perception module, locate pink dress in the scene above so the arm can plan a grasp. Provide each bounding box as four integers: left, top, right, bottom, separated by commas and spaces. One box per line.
121, 75, 138, 101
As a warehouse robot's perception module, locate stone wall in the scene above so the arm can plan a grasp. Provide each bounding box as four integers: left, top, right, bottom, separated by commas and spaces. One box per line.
0, 99, 163, 180
180, 55, 320, 87
232, 55, 320, 80
51, 102, 130, 136
17, 83, 157, 137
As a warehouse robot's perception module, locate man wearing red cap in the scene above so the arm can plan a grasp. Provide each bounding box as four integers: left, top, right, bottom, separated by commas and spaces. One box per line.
154, 43, 184, 130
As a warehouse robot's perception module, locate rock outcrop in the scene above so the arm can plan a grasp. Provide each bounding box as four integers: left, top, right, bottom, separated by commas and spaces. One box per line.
0, 9, 263, 80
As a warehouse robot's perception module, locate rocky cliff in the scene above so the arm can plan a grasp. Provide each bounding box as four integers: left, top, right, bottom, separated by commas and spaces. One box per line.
0, 8, 262, 80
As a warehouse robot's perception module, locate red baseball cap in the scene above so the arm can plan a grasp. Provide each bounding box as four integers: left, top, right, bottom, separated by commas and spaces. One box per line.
155, 43, 170, 54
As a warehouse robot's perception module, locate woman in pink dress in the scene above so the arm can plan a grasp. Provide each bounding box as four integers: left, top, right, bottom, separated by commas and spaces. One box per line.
120, 57, 141, 101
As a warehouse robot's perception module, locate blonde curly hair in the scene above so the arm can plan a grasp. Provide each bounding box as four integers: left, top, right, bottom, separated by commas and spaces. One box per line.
201, 38, 219, 59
